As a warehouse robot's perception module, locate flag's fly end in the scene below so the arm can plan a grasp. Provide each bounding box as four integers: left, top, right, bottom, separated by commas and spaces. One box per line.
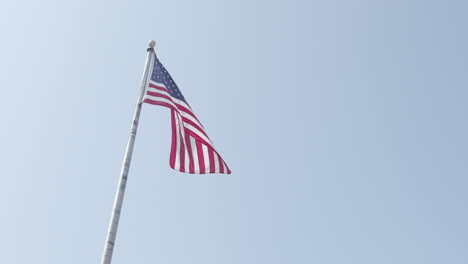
143, 49, 231, 174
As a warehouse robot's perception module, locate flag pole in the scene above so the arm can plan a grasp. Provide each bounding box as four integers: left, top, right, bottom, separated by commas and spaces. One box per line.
101, 40, 155, 264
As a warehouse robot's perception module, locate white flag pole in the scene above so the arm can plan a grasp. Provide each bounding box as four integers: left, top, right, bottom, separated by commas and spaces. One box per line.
101, 40, 156, 264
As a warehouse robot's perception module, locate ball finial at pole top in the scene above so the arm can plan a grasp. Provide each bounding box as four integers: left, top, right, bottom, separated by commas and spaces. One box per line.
148, 40, 156, 48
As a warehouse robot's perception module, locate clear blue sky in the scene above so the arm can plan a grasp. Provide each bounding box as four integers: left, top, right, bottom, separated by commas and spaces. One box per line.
1, 0, 467, 263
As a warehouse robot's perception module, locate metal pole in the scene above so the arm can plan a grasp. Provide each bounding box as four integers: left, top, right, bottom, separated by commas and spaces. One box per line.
101, 40, 156, 264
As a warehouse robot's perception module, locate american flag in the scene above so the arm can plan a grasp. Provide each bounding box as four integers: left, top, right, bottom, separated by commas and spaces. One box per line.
142, 54, 231, 174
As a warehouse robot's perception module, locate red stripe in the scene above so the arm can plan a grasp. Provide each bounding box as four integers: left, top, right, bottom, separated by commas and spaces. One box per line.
181, 117, 209, 138
178, 122, 185, 172
196, 141, 205, 174
146, 86, 203, 128
225, 162, 231, 174
143, 99, 178, 112
146, 91, 173, 102
185, 135, 195, 173
185, 130, 213, 149
143, 104, 211, 149
184, 130, 227, 172
148, 83, 196, 116
183, 128, 231, 174
218, 154, 224, 173
149, 83, 169, 92
176, 104, 203, 127
208, 148, 215, 173
145, 92, 204, 131
169, 111, 176, 169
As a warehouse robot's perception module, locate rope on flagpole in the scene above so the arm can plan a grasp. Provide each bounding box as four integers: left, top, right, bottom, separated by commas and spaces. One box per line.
101, 40, 156, 264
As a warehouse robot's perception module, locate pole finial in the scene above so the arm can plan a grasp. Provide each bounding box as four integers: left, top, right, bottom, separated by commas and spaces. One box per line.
148, 40, 156, 48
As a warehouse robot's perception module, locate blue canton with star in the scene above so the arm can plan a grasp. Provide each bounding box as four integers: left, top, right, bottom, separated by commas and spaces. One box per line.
151, 56, 187, 103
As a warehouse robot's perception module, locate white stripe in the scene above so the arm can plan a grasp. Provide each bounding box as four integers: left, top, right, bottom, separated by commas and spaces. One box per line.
172, 97, 191, 112
169, 98, 204, 129
146, 88, 205, 130
190, 137, 199, 173
179, 110, 203, 130
183, 123, 213, 146
149, 80, 168, 89
202, 145, 210, 173
144, 94, 178, 109
213, 153, 220, 173
149, 81, 191, 110
146, 86, 171, 98
176, 113, 190, 172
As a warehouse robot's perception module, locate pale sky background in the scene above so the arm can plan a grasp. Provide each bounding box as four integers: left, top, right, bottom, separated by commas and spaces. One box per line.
1, 0, 467, 263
